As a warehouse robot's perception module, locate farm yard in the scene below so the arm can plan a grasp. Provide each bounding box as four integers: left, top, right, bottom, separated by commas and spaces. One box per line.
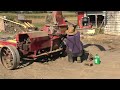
0, 11, 120, 79
0, 34, 120, 79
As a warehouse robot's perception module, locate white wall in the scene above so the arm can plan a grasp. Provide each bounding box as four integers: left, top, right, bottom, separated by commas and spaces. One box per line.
104, 11, 120, 35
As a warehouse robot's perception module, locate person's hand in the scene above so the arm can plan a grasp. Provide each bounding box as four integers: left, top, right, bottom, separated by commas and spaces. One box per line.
80, 35, 84, 39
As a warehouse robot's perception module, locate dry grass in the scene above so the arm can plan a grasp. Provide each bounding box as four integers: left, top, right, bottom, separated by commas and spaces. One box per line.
0, 12, 77, 28
0, 12, 76, 19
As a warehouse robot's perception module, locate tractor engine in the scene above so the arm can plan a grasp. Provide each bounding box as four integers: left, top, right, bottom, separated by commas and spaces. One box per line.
16, 31, 50, 56
20, 36, 31, 51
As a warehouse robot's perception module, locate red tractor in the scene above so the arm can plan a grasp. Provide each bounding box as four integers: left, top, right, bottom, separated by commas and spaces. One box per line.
0, 11, 68, 70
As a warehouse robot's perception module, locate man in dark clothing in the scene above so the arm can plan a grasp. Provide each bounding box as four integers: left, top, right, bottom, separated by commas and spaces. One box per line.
65, 24, 84, 63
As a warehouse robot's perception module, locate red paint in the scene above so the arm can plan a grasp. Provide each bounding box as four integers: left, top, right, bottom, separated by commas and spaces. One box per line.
16, 11, 67, 59
41, 11, 68, 36
0, 40, 17, 47
30, 37, 51, 51
52, 11, 66, 25
41, 26, 51, 34
77, 12, 84, 28
77, 12, 92, 29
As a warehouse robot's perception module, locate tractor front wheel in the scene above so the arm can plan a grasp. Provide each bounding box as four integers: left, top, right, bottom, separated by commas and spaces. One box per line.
0, 45, 20, 70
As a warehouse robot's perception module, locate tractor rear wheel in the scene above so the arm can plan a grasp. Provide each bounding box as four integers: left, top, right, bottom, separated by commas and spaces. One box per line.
0, 45, 20, 70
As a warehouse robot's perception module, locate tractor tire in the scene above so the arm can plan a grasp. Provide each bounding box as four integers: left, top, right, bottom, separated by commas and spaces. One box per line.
0, 45, 20, 70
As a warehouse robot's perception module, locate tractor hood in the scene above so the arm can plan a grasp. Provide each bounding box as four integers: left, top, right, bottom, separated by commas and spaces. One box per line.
16, 31, 51, 52
18, 31, 49, 39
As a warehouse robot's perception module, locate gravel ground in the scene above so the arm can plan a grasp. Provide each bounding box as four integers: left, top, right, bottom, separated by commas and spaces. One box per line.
0, 34, 120, 79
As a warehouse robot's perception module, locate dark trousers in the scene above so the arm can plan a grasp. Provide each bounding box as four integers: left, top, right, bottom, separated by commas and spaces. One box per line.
67, 51, 83, 62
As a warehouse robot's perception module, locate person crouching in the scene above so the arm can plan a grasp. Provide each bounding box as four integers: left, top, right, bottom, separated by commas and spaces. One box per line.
65, 24, 84, 63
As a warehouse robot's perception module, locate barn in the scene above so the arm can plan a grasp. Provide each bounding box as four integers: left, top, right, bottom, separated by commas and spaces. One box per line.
104, 11, 120, 35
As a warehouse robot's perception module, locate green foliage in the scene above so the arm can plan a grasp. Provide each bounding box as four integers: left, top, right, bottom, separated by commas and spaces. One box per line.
7, 16, 16, 21
33, 23, 45, 28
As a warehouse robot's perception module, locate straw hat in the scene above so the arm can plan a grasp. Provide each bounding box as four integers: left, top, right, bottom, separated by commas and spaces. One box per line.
65, 24, 78, 35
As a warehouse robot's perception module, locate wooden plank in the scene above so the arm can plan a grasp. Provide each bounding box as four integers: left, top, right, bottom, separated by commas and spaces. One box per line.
0, 16, 5, 32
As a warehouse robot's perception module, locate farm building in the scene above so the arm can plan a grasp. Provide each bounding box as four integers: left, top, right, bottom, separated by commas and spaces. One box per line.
86, 11, 106, 28
77, 11, 120, 35
77, 11, 106, 28
104, 11, 120, 35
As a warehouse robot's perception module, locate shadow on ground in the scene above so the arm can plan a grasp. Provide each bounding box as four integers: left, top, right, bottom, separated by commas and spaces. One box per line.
16, 44, 106, 69
35, 51, 67, 63
81, 50, 89, 62
84, 44, 106, 51
17, 59, 34, 69
80, 44, 106, 62
17, 51, 67, 69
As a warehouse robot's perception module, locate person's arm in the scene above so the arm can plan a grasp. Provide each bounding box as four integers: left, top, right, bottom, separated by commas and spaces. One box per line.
80, 32, 84, 39
77, 31, 80, 39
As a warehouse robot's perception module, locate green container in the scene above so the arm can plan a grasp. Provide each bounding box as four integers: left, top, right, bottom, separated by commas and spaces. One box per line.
94, 54, 101, 64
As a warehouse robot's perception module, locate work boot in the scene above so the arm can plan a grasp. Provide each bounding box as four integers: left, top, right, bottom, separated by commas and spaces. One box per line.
68, 54, 74, 63
77, 57, 82, 63
68, 56, 74, 63
73, 57, 77, 61
68, 57, 74, 63
68, 59, 74, 63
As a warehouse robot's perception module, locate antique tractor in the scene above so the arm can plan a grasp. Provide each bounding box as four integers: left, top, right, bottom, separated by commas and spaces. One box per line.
0, 11, 68, 70
0, 30, 67, 70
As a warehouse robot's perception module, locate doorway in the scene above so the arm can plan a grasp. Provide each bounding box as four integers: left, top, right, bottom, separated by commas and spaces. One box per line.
88, 15, 104, 28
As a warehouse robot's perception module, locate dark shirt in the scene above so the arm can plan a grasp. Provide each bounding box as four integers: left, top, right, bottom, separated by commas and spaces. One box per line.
66, 31, 83, 54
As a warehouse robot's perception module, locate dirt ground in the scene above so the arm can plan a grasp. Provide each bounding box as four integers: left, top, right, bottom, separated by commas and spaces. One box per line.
0, 33, 120, 79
